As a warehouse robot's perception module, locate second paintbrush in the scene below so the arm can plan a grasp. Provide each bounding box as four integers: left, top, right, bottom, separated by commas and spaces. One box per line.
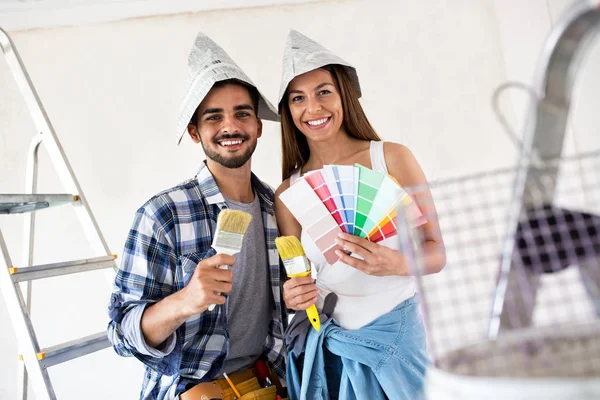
275, 236, 321, 331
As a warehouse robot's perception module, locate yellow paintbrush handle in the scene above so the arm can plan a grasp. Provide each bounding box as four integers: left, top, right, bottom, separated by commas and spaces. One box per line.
306, 304, 321, 331
287, 270, 321, 331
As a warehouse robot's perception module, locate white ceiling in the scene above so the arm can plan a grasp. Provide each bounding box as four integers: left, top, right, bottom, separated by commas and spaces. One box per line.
0, 0, 321, 31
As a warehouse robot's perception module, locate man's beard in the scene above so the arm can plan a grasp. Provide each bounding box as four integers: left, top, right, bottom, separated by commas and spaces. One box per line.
201, 134, 257, 169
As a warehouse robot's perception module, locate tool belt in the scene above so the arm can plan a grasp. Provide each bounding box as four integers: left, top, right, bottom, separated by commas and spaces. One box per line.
180, 366, 288, 400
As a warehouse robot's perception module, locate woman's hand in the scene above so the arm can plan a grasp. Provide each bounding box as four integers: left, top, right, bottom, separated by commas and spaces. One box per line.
335, 233, 411, 276
283, 276, 319, 311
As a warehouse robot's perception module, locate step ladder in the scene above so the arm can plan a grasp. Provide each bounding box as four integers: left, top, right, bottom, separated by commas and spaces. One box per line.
0, 27, 116, 400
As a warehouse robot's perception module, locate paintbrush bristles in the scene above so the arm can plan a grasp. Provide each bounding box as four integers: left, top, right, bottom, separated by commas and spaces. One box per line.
217, 209, 252, 235
275, 236, 306, 260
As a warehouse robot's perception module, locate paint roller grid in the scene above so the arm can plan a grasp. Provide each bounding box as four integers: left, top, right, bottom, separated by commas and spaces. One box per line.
412, 151, 600, 378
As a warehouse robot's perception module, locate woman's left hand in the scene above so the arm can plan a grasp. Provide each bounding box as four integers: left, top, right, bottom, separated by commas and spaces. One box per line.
334, 233, 410, 276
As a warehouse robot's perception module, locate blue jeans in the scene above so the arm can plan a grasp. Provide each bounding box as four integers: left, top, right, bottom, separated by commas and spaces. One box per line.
287, 295, 429, 400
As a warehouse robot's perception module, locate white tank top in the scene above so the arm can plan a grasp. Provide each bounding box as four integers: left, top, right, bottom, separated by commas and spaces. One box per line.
290, 141, 416, 329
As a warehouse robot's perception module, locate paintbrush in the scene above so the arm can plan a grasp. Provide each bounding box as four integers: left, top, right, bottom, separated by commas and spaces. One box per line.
208, 209, 252, 311
275, 236, 321, 331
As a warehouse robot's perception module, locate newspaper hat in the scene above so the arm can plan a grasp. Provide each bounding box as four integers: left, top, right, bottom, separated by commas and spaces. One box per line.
277, 29, 362, 109
176, 32, 278, 144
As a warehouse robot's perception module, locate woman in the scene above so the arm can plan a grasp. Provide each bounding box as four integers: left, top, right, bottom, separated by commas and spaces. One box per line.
274, 30, 446, 399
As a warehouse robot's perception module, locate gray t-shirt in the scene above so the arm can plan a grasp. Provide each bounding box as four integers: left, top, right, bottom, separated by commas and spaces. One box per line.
221, 193, 272, 375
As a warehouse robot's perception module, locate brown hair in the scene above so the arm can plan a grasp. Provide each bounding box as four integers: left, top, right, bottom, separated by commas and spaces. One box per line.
279, 64, 381, 181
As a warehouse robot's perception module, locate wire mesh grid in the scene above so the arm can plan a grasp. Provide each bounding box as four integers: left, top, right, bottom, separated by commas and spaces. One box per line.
407, 149, 600, 379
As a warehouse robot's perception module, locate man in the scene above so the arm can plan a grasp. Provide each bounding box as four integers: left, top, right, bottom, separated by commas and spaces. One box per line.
107, 32, 287, 399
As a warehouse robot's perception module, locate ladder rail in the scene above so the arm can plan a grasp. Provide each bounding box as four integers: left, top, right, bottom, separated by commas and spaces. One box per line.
0, 27, 111, 257
0, 230, 56, 400
18, 132, 43, 400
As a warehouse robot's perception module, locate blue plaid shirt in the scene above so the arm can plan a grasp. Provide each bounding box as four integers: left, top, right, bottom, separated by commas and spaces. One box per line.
107, 162, 287, 399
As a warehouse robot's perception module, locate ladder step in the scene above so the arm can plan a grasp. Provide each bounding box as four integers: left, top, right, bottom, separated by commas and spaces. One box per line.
9, 255, 116, 282
37, 331, 110, 368
0, 194, 79, 215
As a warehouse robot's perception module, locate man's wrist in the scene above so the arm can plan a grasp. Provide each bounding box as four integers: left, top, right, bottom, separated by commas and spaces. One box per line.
169, 288, 198, 322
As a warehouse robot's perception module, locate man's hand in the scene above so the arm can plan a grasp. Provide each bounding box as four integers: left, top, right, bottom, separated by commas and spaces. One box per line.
283, 275, 318, 311
141, 253, 235, 348
178, 253, 235, 316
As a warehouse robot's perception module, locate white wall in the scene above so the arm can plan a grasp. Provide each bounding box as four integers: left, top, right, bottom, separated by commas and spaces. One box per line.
493, 0, 600, 155
0, 0, 322, 31
0, 0, 598, 398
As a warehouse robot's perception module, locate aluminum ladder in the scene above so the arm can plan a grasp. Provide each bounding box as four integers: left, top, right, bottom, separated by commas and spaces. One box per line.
0, 26, 116, 400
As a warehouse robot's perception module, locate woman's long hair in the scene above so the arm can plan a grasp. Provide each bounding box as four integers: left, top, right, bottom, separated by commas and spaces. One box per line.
279, 64, 381, 181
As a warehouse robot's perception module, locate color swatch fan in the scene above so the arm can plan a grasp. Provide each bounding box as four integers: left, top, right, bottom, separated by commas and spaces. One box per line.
280, 164, 426, 265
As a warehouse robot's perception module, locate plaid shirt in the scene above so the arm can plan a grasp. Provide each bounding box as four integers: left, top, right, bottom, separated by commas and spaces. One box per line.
107, 162, 287, 399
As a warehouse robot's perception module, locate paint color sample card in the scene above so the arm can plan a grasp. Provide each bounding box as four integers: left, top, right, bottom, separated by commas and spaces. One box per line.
368, 197, 427, 242
354, 164, 385, 237
322, 166, 352, 233
304, 170, 347, 233
363, 174, 406, 239
279, 178, 343, 265
330, 165, 357, 234
367, 210, 398, 243
402, 195, 428, 227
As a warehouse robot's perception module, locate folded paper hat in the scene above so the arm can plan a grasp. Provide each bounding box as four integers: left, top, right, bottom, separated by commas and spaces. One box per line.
176, 32, 278, 144
277, 29, 362, 108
